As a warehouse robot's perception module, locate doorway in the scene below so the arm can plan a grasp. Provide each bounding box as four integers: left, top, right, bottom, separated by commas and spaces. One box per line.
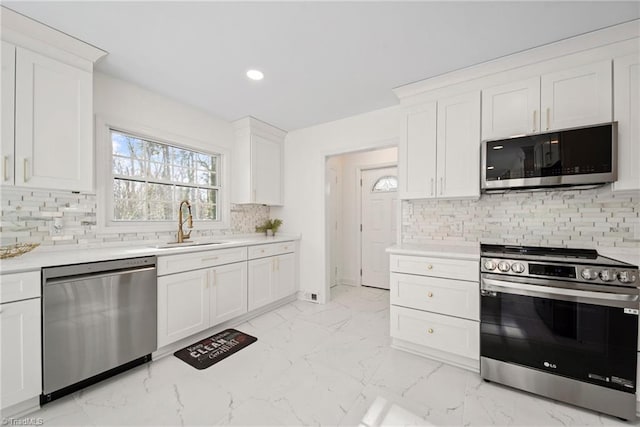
324, 147, 397, 296
360, 166, 397, 289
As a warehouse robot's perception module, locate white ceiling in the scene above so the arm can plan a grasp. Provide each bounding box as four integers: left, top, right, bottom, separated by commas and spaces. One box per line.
4, 1, 639, 131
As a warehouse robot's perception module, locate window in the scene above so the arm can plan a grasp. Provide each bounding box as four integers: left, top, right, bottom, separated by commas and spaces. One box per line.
372, 175, 398, 192
110, 129, 220, 222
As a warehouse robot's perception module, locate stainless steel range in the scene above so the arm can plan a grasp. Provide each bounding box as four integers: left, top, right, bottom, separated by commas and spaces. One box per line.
480, 244, 640, 420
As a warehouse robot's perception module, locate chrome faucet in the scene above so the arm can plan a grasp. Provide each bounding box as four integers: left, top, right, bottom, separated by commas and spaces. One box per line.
177, 200, 193, 243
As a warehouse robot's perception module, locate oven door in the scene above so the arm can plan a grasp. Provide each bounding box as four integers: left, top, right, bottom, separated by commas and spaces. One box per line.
481, 274, 639, 394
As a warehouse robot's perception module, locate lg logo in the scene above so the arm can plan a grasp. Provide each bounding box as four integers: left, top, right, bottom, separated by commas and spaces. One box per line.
543, 361, 557, 369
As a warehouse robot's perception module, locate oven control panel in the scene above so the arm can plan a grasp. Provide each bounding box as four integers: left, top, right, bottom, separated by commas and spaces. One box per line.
481, 257, 639, 286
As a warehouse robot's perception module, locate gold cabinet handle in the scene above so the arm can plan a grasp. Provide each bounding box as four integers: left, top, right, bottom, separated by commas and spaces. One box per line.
3, 156, 9, 181
427, 264, 433, 270
430, 178, 434, 196
427, 328, 434, 334
427, 292, 434, 298
202, 256, 219, 262
546, 107, 550, 130
532, 110, 537, 132
23, 158, 29, 182
439, 177, 443, 195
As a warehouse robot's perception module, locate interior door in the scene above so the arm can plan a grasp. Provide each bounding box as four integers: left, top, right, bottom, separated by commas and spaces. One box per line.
361, 166, 397, 289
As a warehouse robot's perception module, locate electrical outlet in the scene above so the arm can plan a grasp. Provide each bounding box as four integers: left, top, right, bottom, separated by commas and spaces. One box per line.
301, 291, 320, 303
51, 218, 64, 234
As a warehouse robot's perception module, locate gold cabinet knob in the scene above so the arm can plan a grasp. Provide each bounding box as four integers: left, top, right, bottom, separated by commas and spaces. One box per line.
427, 264, 433, 270
427, 328, 434, 334
427, 292, 434, 298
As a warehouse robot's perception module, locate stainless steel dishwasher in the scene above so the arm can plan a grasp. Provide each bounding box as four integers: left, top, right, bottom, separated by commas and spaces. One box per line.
41, 256, 157, 403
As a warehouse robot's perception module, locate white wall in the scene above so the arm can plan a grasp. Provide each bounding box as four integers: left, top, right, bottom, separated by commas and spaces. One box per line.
94, 72, 234, 153
272, 106, 400, 303
337, 147, 398, 286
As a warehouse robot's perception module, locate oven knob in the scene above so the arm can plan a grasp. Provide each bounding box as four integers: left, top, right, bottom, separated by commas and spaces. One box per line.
618, 271, 638, 284
581, 268, 599, 280
483, 260, 497, 271
498, 261, 511, 272
511, 262, 525, 273
599, 269, 615, 282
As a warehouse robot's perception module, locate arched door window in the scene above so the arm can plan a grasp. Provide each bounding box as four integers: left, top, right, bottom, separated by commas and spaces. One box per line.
371, 175, 398, 192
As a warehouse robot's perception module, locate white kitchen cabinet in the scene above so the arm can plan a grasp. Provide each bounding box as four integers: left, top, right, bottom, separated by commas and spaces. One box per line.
399, 91, 480, 200
481, 60, 612, 140
541, 60, 612, 131
157, 269, 210, 348
232, 117, 286, 206
210, 262, 248, 325
13, 47, 93, 192
399, 102, 437, 199
273, 252, 296, 300
0, 270, 41, 412
247, 256, 273, 311
2, 8, 105, 193
248, 251, 296, 312
389, 251, 480, 372
613, 53, 640, 192
436, 91, 481, 198
481, 77, 540, 140
1, 41, 16, 186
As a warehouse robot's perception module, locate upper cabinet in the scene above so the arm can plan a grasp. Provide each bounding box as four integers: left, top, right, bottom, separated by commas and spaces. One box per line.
482, 60, 612, 140
232, 117, 286, 206
399, 91, 480, 200
1, 7, 106, 192
481, 77, 540, 140
613, 53, 640, 192
1, 41, 15, 185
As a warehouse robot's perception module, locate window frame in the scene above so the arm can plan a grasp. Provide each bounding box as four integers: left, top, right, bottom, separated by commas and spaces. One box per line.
96, 115, 230, 233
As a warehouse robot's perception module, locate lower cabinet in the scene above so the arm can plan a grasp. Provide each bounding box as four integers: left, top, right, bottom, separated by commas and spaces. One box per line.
248, 252, 296, 311
210, 262, 248, 325
389, 251, 480, 372
157, 241, 297, 349
1, 297, 41, 410
158, 269, 211, 348
157, 261, 248, 348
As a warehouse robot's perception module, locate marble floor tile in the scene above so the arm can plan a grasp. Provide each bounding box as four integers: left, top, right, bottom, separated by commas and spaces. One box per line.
22, 285, 639, 426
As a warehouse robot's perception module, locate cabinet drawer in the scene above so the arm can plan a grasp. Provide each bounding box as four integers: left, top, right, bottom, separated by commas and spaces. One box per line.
390, 254, 478, 282
390, 272, 479, 321
248, 241, 295, 260
390, 305, 479, 360
158, 247, 247, 276
0, 271, 40, 304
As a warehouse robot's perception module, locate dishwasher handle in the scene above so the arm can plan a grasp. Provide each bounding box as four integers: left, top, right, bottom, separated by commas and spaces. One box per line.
45, 266, 156, 287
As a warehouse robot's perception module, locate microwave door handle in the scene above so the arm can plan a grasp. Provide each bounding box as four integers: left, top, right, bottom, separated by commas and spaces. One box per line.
481, 277, 639, 307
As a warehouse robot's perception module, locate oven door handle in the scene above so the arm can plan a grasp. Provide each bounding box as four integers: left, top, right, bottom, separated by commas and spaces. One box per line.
481, 277, 639, 308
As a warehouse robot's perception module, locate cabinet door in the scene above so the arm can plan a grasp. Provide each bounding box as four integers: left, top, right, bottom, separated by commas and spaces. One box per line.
252, 134, 282, 205
1, 41, 15, 186
1, 298, 41, 409
14, 47, 93, 192
613, 53, 640, 192
541, 60, 612, 132
210, 262, 248, 326
481, 77, 540, 140
436, 91, 481, 199
247, 257, 274, 311
399, 102, 437, 199
157, 270, 210, 348
273, 252, 296, 300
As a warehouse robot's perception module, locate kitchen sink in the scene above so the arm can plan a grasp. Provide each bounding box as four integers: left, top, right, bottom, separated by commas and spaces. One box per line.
150, 241, 228, 249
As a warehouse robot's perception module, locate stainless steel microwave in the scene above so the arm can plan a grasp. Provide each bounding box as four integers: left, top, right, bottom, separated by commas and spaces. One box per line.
481, 122, 617, 191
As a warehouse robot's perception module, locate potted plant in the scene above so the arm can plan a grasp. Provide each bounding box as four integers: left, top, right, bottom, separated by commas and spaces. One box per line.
255, 218, 283, 236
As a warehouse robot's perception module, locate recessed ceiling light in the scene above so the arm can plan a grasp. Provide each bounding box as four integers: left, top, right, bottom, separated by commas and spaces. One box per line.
246, 69, 264, 81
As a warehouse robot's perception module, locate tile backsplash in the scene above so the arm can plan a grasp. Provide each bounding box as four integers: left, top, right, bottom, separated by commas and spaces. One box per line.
0, 187, 269, 246
402, 186, 640, 250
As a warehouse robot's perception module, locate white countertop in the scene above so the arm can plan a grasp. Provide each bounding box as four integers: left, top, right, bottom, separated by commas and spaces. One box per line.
0, 234, 300, 275
386, 241, 480, 261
